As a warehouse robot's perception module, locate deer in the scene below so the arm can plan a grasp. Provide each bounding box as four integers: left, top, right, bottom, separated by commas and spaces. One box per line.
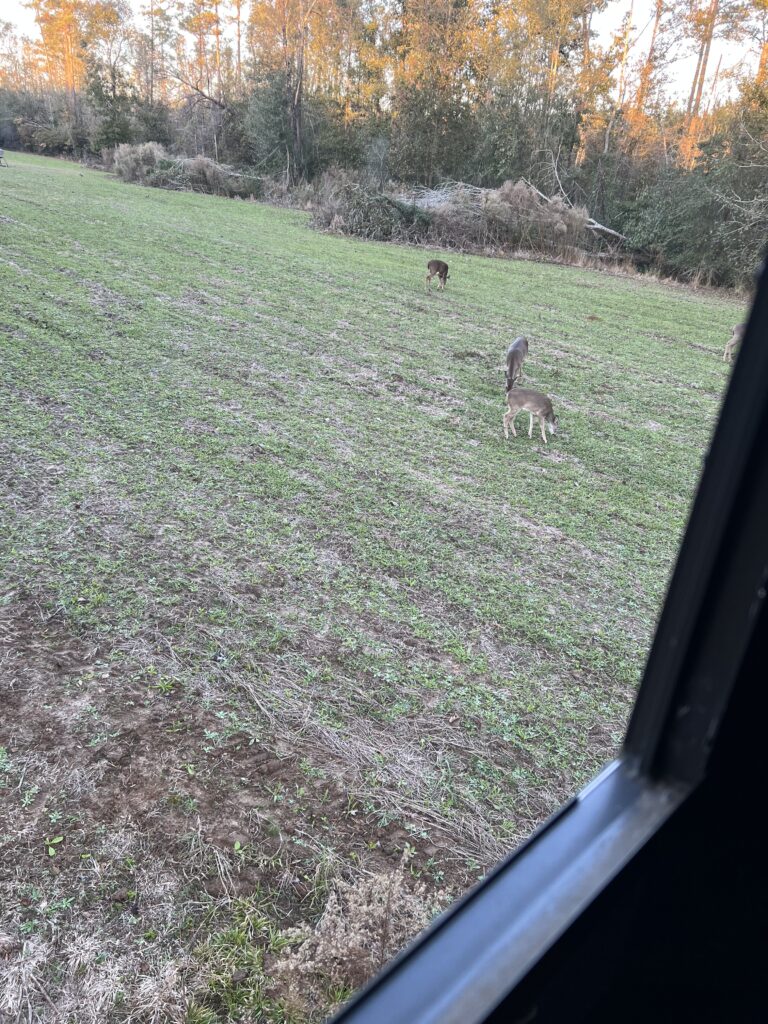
426, 259, 449, 292
505, 336, 529, 389
503, 388, 559, 444
723, 323, 745, 364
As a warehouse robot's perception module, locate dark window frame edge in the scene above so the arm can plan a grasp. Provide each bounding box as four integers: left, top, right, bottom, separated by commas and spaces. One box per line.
625, 267, 768, 781
332, 759, 688, 1024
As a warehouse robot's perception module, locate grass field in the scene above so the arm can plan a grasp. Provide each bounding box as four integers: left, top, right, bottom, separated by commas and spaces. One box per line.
0, 152, 744, 1021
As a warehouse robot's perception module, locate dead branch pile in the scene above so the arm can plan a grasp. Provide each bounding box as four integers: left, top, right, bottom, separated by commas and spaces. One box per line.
314, 175, 624, 260
312, 169, 431, 240
112, 143, 261, 199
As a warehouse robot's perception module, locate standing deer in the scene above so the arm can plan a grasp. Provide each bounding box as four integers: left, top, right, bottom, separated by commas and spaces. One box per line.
426, 259, 449, 292
503, 388, 559, 444
505, 336, 529, 389
723, 324, 745, 364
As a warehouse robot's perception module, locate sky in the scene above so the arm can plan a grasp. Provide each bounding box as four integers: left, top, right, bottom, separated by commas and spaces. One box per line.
2, 0, 757, 107
596, 0, 752, 106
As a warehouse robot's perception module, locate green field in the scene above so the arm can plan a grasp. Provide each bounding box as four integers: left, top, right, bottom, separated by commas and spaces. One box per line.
0, 153, 743, 1020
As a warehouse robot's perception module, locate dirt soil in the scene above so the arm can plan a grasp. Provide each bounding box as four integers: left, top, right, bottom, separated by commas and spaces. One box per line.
0, 594, 466, 1021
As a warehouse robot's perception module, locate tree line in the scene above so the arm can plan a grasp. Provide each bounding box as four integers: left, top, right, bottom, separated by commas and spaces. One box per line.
1, 0, 766, 285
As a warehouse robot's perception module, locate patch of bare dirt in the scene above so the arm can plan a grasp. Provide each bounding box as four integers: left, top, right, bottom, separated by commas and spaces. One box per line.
85, 280, 136, 324
0, 593, 468, 1020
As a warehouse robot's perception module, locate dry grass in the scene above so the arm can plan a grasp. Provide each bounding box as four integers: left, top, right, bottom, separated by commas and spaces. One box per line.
268, 852, 448, 1018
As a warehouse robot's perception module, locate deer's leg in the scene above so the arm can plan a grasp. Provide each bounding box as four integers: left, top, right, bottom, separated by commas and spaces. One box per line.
528, 413, 534, 438
426, 273, 432, 293
540, 416, 548, 443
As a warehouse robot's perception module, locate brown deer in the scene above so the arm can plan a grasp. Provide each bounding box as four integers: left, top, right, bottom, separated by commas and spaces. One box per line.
505, 336, 529, 389
503, 388, 558, 444
723, 324, 745, 364
426, 259, 449, 292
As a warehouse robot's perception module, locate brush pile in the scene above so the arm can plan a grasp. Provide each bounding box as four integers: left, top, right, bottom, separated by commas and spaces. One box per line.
111, 142, 261, 198
313, 175, 624, 261
413, 179, 588, 253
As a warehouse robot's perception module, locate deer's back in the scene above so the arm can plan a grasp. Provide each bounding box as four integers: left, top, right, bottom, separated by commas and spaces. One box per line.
506, 336, 529, 359
506, 387, 552, 414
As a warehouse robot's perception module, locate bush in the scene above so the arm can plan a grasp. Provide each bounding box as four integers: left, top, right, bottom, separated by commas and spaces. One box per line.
184, 154, 234, 194
480, 180, 589, 252
12, 106, 88, 155
112, 141, 167, 184
312, 171, 431, 241
621, 169, 733, 286
111, 143, 262, 198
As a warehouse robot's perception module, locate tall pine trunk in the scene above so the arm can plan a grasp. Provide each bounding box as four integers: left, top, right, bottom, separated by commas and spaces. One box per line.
634, 0, 664, 114
691, 0, 718, 122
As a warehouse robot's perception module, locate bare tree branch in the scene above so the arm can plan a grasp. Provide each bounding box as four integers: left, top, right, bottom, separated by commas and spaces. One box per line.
168, 68, 227, 109
521, 178, 628, 242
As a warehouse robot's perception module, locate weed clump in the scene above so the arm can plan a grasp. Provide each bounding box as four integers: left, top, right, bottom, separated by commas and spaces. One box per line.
268, 854, 448, 1017
183, 857, 448, 1021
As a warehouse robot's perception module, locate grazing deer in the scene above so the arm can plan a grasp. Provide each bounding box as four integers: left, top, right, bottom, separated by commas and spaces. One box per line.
503, 388, 558, 444
426, 259, 449, 292
505, 336, 529, 389
723, 323, 745, 364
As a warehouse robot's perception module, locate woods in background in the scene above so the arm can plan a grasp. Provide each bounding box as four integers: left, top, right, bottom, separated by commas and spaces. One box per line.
1, 0, 766, 285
